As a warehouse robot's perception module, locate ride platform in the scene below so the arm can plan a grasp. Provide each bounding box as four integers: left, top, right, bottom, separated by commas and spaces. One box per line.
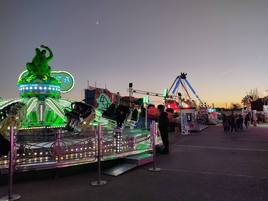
0, 127, 160, 174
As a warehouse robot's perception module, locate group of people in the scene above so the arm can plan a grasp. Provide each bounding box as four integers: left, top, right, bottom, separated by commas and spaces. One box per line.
222, 112, 251, 133
64, 101, 95, 132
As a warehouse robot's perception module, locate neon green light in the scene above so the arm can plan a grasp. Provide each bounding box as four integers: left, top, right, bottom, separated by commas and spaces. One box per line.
51, 71, 75, 93
46, 98, 66, 120
163, 88, 168, 97
0, 99, 21, 110
18, 70, 75, 94
58, 99, 73, 108
96, 93, 112, 111
17, 70, 27, 82
26, 98, 38, 114
143, 96, 149, 104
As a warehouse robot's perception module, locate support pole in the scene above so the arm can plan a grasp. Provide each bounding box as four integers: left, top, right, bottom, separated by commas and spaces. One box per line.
53, 129, 64, 161
184, 78, 203, 105
171, 78, 181, 94
148, 121, 161, 172
0, 126, 21, 201
145, 105, 148, 130
91, 124, 107, 186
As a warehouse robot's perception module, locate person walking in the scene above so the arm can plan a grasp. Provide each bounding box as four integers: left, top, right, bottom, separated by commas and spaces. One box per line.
245, 113, 250, 128
230, 112, 237, 132
237, 114, 243, 130
157, 105, 169, 154
222, 113, 230, 132
252, 110, 257, 127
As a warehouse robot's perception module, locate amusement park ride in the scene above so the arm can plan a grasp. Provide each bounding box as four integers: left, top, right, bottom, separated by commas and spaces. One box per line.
167, 73, 203, 108
129, 73, 208, 134
167, 73, 209, 134
0, 46, 158, 173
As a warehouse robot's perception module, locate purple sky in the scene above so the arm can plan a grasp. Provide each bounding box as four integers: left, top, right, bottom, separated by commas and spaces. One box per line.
1, 0, 268, 107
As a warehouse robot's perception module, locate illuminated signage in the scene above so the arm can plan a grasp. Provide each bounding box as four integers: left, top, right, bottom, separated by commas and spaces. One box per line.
18, 70, 75, 93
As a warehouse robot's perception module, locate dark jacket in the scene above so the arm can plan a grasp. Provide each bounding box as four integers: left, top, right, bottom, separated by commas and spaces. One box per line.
0, 134, 10, 156
158, 111, 169, 131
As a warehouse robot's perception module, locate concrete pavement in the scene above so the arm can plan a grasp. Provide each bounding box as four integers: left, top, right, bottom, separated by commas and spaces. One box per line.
1, 124, 268, 201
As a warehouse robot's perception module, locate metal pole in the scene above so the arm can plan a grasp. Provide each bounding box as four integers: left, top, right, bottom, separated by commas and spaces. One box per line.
57, 129, 63, 161
129, 83, 133, 109
91, 124, 107, 186
148, 121, 161, 172
0, 126, 21, 201
145, 105, 148, 130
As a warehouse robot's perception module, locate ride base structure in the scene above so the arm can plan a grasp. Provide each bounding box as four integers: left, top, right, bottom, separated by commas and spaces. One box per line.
0, 46, 159, 173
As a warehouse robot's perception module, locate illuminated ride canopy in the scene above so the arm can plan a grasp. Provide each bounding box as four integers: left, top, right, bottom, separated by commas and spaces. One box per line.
1, 45, 75, 128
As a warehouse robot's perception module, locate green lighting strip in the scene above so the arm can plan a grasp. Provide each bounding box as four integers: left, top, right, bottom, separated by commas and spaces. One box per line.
26, 98, 38, 114
56, 98, 73, 108
0, 99, 21, 110
46, 98, 66, 120
18, 70, 75, 94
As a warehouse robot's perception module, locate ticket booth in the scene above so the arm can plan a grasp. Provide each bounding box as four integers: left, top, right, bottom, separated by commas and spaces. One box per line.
180, 108, 197, 135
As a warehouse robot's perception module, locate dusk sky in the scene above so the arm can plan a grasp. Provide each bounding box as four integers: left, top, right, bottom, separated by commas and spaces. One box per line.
1, 0, 268, 107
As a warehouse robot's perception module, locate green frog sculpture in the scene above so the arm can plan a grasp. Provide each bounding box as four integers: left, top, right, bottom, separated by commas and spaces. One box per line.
26, 45, 53, 80
17, 45, 76, 99
19, 45, 60, 86
14, 45, 75, 127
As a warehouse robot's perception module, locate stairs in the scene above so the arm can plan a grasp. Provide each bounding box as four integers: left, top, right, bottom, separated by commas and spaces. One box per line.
104, 153, 153, 176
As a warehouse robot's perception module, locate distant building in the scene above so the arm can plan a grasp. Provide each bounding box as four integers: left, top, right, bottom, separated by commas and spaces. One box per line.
84, 86, 120, 108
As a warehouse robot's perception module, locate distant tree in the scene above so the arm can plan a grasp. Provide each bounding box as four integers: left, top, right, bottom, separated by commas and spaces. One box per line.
248, 88, 259, 100
241, 95, 252, 107
230, 102, 242, 110
241, 88, 259, 107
